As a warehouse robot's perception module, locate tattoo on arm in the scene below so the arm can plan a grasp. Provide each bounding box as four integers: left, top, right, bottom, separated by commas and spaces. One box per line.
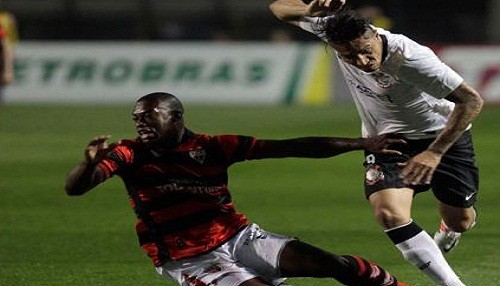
428, 83, 483, 154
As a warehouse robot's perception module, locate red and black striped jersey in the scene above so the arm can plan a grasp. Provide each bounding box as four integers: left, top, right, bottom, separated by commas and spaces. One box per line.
97, 130, 259, 266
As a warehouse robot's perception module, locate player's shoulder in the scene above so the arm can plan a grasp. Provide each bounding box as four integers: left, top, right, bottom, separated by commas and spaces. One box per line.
380, 28, 431, 55
377, 28, 409, 49
193, 133, 236, 147
188, 131, 247, 144
378, 30, 436, 70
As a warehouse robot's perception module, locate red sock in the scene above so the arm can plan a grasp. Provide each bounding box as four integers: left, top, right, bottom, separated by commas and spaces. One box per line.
343, 255, 402, 286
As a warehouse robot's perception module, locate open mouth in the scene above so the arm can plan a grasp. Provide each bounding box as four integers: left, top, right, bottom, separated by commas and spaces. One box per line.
137, 128, 157, 141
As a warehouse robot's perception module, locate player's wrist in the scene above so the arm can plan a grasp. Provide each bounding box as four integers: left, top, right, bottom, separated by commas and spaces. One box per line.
359, 137, 371, 151
426, 147, 444, 156
82, 158, 99, 168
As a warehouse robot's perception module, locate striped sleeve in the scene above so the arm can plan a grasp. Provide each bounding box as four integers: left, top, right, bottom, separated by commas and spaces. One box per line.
214, 135, 258, 164
97, 144, 134, 179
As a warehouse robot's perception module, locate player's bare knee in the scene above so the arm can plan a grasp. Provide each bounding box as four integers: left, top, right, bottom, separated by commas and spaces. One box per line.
374, 207, 409, 229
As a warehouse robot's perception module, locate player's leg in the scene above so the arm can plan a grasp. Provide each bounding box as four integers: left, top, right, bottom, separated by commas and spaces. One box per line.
235, 224, 407, 285
279, 240, 407, 286
439, 204, 476, 232
434, 204, 476, 253
369, 188, 465, 286
431, 130, 479, 253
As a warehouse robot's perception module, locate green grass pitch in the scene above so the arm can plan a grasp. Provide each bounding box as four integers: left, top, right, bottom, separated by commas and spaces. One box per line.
1, 104, 499, 285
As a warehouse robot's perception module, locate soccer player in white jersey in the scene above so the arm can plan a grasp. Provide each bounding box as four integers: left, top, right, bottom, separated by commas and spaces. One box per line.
269, 0, 483, 285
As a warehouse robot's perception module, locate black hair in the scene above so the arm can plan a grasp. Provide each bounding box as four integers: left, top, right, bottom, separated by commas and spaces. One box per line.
137, 92, 177, 103
321, 7, 372, 44
137, 92, 184, 114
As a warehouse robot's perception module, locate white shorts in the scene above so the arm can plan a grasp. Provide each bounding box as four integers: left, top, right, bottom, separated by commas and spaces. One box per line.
155, 224, 295, 286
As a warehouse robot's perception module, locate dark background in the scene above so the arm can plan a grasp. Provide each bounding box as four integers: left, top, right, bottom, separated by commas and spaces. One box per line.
2, 0, 492, 44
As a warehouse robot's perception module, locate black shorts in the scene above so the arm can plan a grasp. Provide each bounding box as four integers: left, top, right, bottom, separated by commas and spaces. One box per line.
363, 130, 479, 208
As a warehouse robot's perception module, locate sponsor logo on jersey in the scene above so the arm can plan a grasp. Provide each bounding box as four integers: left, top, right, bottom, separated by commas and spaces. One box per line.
347, 78, 379, 98
156, 182, 224, 196
204, 264, 223, 274
189, 148, 206, 164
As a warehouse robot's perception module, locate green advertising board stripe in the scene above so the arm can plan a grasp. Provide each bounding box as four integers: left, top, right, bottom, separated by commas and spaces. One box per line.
9, 43, 317, 104
283, 45, 308, 104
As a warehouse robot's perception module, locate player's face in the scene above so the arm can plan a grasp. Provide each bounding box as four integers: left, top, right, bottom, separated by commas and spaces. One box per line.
331, 29, 383, 72
132, 100, 183, 146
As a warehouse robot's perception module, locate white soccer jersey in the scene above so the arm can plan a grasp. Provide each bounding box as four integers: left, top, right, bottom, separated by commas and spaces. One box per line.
298, 17, 464, 139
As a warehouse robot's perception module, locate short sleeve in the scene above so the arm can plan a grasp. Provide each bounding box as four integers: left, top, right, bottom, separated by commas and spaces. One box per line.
297, 16, 332, 42
396, 40, 463, 99
214, 135, 258, 165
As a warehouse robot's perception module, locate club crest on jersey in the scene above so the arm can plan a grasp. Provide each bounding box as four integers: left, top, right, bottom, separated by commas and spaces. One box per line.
189, 148, 206, 164
365, 164, 385, 185
373, 72, 397, 88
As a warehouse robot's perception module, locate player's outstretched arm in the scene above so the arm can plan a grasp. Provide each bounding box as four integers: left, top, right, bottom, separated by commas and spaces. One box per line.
250, 134, 405, 159
65, 135, 117, 196
269, 0, 345, 25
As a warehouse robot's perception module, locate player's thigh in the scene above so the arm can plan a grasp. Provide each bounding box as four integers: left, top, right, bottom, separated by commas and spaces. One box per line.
234, 224, 293, 283
156, 243, 259, 286
278, 240, 346, 277
156, 260, 258, 286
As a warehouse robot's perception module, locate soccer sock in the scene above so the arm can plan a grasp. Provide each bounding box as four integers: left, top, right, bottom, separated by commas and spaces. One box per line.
386, 220, 464, 285
339, 255, 399, 286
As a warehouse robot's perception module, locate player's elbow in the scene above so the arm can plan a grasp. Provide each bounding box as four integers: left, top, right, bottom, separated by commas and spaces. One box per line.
64, 182, 88, 196
449, 83, 484, 119
64, 187, 82, 196
463, 89, 484, 118
472, 92, 484, 113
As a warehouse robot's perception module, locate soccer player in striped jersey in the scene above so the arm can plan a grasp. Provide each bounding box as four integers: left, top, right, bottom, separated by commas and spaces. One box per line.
65, 92, 409, 286
269, 1, 483, 285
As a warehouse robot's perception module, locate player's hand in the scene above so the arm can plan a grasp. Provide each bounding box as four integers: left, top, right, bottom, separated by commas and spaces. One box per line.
84, 135, 119, 164
399, 150, 442, 185
363, 134, 406, 155
306, 0, 346, 17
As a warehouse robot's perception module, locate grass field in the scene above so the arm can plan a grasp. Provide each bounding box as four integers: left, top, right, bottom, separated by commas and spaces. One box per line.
1, 104, 499, 286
